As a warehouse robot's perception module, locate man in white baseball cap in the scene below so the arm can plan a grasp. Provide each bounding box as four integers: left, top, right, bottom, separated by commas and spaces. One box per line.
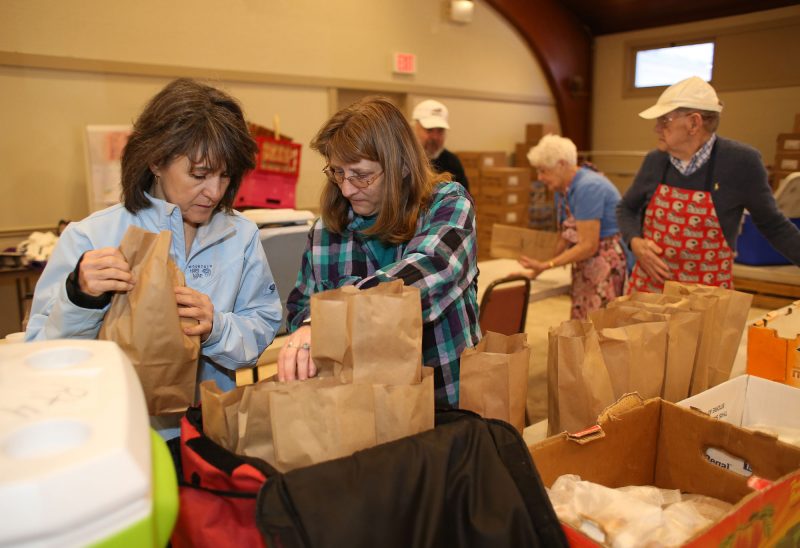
618, 76, 800, 294
412, 99, 469, 192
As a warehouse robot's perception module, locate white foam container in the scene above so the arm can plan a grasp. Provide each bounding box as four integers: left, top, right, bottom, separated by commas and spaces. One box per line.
0, 340, 152, 547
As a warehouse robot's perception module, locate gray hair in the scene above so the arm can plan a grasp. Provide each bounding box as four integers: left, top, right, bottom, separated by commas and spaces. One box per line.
675, 107, 720, 133
526, 134, 577, 168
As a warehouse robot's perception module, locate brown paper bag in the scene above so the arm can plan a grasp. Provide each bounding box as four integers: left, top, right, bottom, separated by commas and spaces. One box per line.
311, 280, 422, 385
595, 321, 667, 401
373, 367, 435, 444
270, 382, 377, 471
236, 375, 341, 467
606, 297, 702, 401
663, 282, 753, 392
99, 226, 200, 415
202, 370, 434, 473
200, 381, 246, 452
459, 331, 530, 432
489, 224, 560, 261
547, 320, 615, 435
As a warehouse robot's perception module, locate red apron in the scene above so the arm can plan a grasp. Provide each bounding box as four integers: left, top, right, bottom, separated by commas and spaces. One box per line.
627, 145, 733, 293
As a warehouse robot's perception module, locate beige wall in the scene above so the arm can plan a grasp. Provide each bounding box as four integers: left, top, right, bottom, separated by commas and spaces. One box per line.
0, 0, 556, 232
591, 5, 800, 193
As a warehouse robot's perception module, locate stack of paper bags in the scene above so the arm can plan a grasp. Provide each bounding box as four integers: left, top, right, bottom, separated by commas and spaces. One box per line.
547, 282, 752, 435
201, 280, 434, 472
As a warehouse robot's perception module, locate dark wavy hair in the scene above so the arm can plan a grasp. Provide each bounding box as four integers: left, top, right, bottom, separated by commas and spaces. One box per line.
311, 96, 449, 244
120, 78, 256, 213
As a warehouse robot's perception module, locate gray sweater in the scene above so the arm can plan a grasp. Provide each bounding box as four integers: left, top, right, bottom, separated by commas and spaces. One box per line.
617, 136, 800, 265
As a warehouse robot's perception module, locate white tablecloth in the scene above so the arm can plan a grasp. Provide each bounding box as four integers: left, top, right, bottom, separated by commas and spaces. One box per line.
477, 258, 571, 303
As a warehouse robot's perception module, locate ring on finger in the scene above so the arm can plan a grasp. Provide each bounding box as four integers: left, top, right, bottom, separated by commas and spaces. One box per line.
300, 342, 311, 351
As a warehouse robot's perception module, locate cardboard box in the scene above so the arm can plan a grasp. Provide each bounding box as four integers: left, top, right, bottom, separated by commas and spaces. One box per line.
480, 167, 530, 190
530, 395, 800, 547
477, 186, 530, 208
476, 204, 529, 227
747, 306, 800, 388
679, 375, 800, 474
490, 224, 559, 261
777, 133, 800, 154
525, 122, 559, 145
456, 151, 507, 171
514, 143, 532, 168
774, 153, 800, 172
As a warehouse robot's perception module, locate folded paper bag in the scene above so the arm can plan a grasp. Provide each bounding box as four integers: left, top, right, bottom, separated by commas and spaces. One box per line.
459, 331, 530, 433
310, 280, 422, 385
99, 226, 200, 415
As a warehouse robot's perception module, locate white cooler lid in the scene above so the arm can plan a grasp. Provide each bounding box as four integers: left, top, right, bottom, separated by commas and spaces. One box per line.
0, 340, 151, 547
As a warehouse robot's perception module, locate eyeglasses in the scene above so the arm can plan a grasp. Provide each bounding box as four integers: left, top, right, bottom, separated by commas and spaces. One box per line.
322, 166, 383, 189
655, 111, 702, 129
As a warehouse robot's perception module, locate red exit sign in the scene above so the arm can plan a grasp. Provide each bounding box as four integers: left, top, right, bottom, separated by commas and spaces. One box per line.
393, 52, 417, 74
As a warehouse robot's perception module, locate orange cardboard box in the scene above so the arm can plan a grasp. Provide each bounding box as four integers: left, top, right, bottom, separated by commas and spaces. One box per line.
530, 395, 800, 547
747, 305, 800, 388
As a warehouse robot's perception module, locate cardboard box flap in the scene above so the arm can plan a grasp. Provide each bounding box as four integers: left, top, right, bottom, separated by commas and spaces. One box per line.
531, 398, 661, 489
532, 398, 800, 501
490, 224, 559, 261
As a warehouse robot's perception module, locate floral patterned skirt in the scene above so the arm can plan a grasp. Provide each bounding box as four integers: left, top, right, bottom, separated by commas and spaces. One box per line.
570, 234, 627, 320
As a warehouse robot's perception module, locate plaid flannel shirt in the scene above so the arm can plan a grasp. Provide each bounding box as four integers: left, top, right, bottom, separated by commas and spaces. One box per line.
286, 182, 480, 407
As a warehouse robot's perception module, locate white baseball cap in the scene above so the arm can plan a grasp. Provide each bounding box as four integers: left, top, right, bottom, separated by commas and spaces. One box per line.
639, 76, 723, 119
412, 99, 450, 129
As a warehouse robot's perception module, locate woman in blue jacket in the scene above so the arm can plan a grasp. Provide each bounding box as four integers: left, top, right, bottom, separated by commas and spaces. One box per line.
26, 79, 282, 437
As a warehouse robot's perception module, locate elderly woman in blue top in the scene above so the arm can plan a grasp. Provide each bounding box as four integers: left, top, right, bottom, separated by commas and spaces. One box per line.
516, 134, 627, 319
277, 96, 480, 408
26, 78, 282, 437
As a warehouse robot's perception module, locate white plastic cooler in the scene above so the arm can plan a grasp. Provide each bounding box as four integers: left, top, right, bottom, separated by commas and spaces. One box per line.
0, 339, 177, 547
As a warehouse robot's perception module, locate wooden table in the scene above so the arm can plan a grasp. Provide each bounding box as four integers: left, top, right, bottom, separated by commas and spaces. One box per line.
0, 266, 42, 329
477, 258, 571, 303
732, 263, 800, 309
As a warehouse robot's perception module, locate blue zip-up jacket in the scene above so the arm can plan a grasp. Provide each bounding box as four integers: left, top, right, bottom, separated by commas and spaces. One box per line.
26, 194, 282, 413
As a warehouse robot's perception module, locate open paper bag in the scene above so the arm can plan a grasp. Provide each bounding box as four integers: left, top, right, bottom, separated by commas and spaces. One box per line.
310, 280, 422, 385
607, 294, 702, 401
99, 226, 199, 415
547, 320, 614, 435
201, 369, 434, 473
663, 281, 752, 393
589, 308, 668, 401
459, 331, 530, 432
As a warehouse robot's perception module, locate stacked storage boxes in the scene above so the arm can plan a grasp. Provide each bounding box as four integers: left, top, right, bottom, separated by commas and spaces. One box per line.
774, 132, 800, 186
456, 151, 509, 260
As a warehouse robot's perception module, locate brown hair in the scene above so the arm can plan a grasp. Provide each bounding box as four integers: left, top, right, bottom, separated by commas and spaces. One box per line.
310, 96, 449, 244
121, 78, 256, 213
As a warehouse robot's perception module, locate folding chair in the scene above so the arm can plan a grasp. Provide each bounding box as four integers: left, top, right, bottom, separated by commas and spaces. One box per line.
478, 275, 531, 335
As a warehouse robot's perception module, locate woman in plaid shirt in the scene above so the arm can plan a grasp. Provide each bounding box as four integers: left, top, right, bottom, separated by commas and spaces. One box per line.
277, 96, 480, 407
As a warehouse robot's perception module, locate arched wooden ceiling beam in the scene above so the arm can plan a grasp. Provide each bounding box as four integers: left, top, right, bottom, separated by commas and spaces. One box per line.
484, 0, 592, 150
